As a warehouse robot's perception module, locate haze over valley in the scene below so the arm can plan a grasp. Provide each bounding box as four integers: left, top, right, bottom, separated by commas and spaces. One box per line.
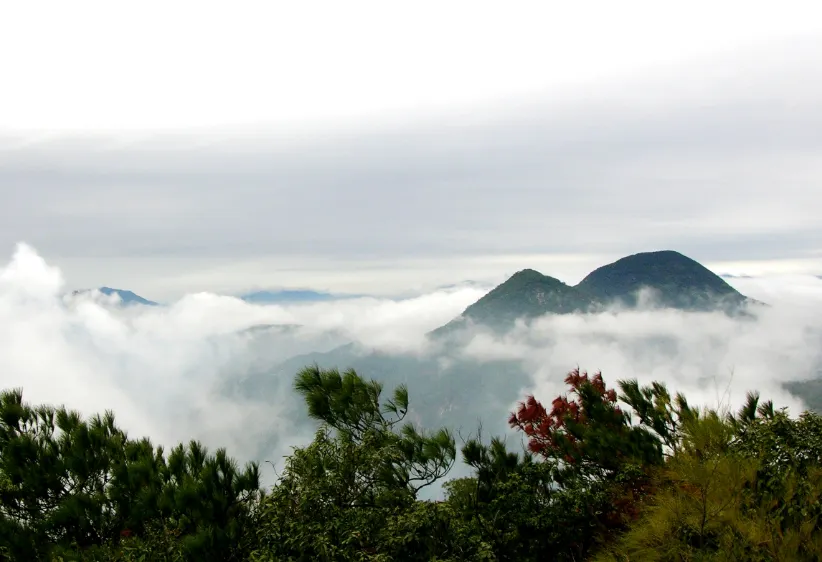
4, 244, 822, 493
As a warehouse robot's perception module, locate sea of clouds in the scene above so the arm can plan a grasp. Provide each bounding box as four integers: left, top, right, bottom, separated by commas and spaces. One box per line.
2, 242, 822, 491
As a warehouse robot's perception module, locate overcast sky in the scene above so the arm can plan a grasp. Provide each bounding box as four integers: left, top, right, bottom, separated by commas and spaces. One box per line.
2, 1, 821, 300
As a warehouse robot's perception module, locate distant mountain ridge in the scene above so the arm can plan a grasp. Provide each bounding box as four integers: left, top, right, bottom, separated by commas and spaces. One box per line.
431, 250, 755, 336
75, 250, 757, 323
71, 287, 158, 306
239, 289, 363, 304
430, 269, 598, 337
70, 287, 365, 307
233, 249, 792, 466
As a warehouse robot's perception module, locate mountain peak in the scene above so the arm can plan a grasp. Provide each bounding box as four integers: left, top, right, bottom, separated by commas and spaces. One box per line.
71, 287, 158, 306
430, 268, 597, 337
507, 268, 546, 280
574, 250, 747, 310
429, 250, 755, 338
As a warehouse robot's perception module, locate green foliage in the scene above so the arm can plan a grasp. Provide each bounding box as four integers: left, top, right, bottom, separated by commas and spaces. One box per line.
596, 401, 822, 561
0, 388, 260, 561
618, 378, 695, 454
293, 365, 456, 495
443, 371, 676, 561
5, 363, 822, 561
509, 369, 663, 485
452, 438, 615, 561
250, 365, 466, 561
731, 408, 822, 545
594, 412, 753, 561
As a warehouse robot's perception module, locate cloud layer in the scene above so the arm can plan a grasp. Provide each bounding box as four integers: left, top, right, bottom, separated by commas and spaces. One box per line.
2, 37, 822, 299
3, 243, 822, 494
0, 243, 486, 478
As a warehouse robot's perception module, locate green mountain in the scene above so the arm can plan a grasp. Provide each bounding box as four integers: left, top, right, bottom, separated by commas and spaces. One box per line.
233, 342, 527, 443
430, 269, 599, 337
431, 250, 754, 337
784, 377, 822, 414
238, 250, 763, 438
574, 250, 749, 311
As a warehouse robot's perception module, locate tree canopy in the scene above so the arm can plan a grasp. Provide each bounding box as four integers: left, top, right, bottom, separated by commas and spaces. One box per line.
2, 365, 821, 561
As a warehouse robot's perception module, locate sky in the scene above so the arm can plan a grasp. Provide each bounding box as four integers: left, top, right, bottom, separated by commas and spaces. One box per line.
1, 1, 821, 300
3, 2, 822, 494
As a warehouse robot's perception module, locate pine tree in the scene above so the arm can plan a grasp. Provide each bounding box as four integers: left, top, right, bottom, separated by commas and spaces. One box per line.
0, 388, 261, 561
251, 365, 461, 561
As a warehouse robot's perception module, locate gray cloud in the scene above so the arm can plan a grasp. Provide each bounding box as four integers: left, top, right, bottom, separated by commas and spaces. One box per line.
1, 38, 821, 298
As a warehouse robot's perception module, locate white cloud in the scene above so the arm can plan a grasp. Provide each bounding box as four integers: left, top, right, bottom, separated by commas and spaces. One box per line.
460, 302, 822, 418
3, 243, 822, 493
0, 243, 485, 478
725, 274, 822, 305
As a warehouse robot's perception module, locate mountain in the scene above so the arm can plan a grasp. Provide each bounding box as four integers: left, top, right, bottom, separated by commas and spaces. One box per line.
430, 250, 755, 336
435, 280, 490, 291
430, 269, 598, 337
98, 287, 158, 306
70, 287, 158, 306
240, 289, 361, 304
239, 251, 763, 461
234, 249, 805, 488
783, 377, 822, 414
234, 342, 527, 439
575, 250, 749, 311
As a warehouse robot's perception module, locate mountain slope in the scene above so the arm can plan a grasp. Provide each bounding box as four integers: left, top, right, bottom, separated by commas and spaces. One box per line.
98, 287, 158, 306
70, 287, 158, 306
235, 342, 528, 437
574, 250, 748, 311
430, 251, 756, 337
784, 377, 822, 414
430, 269, 598, 336
240, 290, 344, 304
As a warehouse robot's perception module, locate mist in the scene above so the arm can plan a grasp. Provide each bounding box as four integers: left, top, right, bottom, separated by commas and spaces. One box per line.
0, 243, 488, 481
3, 242, 822, 492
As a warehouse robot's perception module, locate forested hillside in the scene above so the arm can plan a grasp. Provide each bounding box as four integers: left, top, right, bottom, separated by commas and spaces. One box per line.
3, 365, 822, 561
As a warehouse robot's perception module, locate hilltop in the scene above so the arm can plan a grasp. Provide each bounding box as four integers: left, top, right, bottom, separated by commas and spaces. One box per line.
70, 287, 158, 306
431, 250, 754, 336
430, 269, 598, 337
575, 250, 749, 311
